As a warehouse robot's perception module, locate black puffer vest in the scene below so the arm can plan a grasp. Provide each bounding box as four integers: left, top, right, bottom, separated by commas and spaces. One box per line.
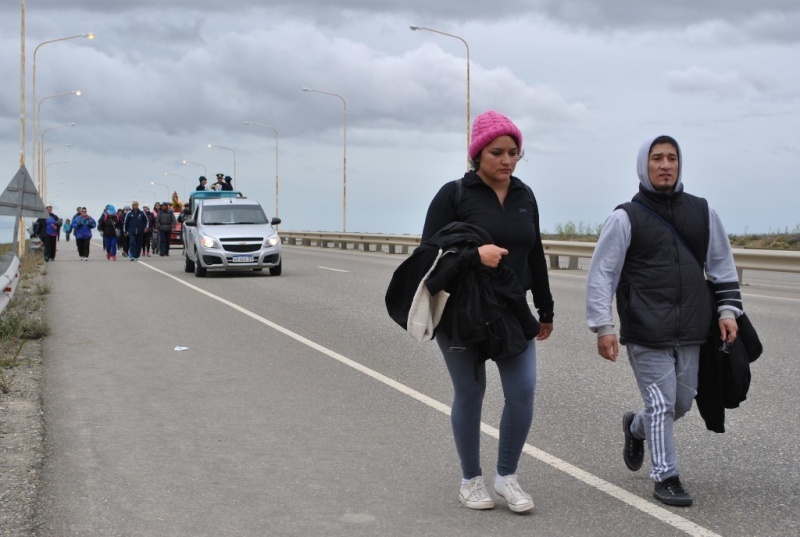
616, 187, 712, 347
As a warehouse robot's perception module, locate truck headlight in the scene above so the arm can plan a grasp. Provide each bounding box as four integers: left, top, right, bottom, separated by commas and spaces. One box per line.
200, 235, 220, 248
266, 235, 280, 247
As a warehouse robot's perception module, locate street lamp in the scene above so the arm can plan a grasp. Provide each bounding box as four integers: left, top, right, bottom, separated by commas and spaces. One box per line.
244, 121, 280, 219
32, 33, 94, 184
43, 144, 71, 158
182, 159, 207, 178
301, 87, 347, 232
37, 90, 80, 190
45, 160, 68, 187
410, 25, 471, 161
139, 190, 157, 207
150, 181, 170, 202
164, 171, 186, 202
207, 144, 236, 189
39, 123, 75, 204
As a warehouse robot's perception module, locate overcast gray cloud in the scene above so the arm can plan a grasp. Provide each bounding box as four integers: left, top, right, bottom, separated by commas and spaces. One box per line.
665, 66, 774, 98
0, 0, 798, 239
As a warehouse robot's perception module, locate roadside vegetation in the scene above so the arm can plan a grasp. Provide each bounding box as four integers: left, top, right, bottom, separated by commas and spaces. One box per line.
0, 245, 49, 394
543, 221, 800, 250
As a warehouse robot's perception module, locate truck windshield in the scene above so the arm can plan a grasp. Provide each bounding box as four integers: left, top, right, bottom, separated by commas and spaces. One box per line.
201, 205, 268, 225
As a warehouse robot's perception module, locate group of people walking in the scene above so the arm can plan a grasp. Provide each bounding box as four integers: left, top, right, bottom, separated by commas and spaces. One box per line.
33, 204, 97, 261
388, 110, 744, 514
34, 202, 177, 261
95, 201, 177, 261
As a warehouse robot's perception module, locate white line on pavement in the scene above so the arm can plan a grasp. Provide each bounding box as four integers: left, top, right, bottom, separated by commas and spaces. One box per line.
318, 266, 350, 273
139, 261, 720, 537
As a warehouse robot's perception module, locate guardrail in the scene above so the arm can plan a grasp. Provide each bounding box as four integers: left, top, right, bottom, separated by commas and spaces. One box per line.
280, 231, 800, 282
0, 253, 21, 316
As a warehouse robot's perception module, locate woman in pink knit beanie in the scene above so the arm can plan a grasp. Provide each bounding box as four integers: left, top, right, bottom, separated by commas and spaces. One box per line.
417, 111, 555, 513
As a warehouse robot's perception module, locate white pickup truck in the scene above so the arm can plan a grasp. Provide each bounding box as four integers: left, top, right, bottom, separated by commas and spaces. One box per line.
182, 197, 282, 277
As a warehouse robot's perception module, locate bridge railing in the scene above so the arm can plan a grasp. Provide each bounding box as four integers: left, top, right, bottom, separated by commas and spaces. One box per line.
279, 231, 800, 282
0, 253, 21, 316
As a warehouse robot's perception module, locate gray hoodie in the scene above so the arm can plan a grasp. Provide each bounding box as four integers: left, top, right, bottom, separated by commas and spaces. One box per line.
585, 135, 742, 338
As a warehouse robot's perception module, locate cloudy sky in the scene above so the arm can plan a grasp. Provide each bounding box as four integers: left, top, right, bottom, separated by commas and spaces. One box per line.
1, 0, 798, 241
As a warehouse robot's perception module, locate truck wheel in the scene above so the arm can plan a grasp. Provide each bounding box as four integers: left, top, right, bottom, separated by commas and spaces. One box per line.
269, 259, 282, 276
184, 252, 195, 272
194, 254, 207, 277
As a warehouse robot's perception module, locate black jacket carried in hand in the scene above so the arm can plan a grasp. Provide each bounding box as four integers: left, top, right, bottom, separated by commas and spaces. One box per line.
696, 293, 763, 433
386, 222, 539, 362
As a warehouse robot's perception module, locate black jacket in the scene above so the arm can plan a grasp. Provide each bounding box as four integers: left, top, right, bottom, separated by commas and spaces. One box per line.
696, 297, 763, 433
422, 171, 554, 323
98, 213, 120, 237
386, 222, 539, 362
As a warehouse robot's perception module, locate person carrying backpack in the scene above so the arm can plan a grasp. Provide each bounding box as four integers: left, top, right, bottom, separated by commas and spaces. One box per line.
416, 111, 554, 513
98, 205, 120, 260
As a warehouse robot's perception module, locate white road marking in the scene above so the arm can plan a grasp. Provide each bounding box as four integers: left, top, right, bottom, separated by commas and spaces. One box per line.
141, 261, 720, 537
318, 266, 350, 273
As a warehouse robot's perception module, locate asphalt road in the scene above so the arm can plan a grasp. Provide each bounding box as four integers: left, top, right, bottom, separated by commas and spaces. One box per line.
36, 243, 800, 536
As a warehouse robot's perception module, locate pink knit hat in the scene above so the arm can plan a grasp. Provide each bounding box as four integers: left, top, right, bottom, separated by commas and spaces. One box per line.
468, 111, 523, 160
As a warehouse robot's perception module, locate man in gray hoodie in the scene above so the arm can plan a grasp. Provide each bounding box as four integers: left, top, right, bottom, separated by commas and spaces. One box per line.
586, 135, 743, 507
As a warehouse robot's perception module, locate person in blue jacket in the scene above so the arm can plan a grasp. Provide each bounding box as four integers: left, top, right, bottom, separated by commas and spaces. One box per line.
123, 201, 149, 261
39, 205, 62, 261
72, 207, 96, 261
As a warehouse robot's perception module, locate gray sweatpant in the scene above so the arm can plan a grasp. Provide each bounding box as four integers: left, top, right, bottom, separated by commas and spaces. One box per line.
626, 343, 700, 482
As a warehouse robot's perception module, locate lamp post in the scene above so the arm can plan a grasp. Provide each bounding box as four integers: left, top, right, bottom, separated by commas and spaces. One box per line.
140, 190, 157, 207
182, 159, 207, 178
32, 33, 94, 184
150, 181, 170, 202
207, 144, 236, 189
164, 172, 186, 202
244, 121, 280, 219
44, 160, 68, 195
301, 87, 347, 232
410, 25, 471, 161
43, 144, 71, 159
39, 123, 75, 204
37, 90, 80, 191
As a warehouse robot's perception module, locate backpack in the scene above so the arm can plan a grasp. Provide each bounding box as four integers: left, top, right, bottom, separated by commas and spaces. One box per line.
158, 210, 174, 231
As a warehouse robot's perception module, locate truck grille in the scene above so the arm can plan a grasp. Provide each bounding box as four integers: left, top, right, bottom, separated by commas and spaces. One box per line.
220, 237, 263, 253
223, 244, 261, 253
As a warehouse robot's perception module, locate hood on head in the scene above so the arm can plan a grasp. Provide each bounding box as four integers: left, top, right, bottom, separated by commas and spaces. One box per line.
636, 135, 683, 193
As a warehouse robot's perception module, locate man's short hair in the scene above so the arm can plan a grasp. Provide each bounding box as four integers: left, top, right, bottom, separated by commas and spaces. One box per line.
650, 135, 679, 154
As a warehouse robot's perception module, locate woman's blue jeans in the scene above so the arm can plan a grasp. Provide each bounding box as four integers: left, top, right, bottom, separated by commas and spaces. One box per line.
436, 332, 537, 480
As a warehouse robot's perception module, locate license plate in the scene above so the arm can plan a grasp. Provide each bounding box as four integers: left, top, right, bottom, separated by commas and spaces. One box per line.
232, 255, 254, 263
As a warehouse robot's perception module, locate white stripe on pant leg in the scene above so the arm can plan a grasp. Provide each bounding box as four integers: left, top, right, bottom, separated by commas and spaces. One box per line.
647, 383, 669, 481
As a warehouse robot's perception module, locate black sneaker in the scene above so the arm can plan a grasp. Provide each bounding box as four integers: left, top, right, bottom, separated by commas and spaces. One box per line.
623, 412, 644, 471
654, 476, 693, 507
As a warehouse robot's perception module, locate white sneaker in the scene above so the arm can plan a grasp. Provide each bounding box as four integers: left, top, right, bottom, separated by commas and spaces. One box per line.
494, 474, 534, 513
459, 476, 495, 510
